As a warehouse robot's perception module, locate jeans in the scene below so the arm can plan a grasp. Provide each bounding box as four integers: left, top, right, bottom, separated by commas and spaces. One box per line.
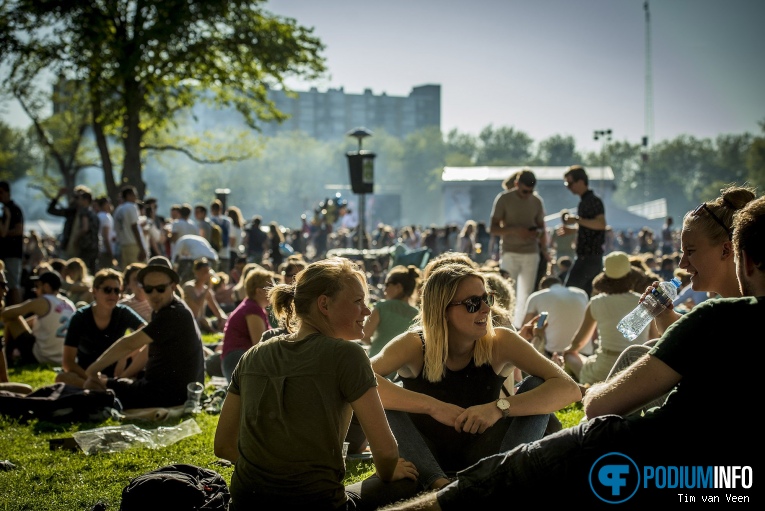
436, 415, 635, 509
222, 349, 246, 383
501, 251, 541, 328
564, 254, 603, 297
387, 376, 551, 490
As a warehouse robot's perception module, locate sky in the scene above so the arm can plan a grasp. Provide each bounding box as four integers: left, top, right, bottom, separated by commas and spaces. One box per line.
267, 0, 765, 153
2, 0, 763, 154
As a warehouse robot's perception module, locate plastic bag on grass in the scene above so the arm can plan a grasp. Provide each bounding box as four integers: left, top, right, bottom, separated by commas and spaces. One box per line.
72, 418, 202, 455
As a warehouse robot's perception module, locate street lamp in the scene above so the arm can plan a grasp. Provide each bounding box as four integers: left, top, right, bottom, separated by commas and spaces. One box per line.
593, 129, 612, 197
346, 127, 375, 250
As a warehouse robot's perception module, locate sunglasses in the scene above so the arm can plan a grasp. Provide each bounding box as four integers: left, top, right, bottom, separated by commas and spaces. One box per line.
99, 286, 121, 295
141, 282, 172, 294
448, 292, 495, 313
692, 202, 731, 239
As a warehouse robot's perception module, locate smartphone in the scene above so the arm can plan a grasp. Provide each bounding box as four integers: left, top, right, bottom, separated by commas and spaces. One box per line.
537, 312, 548, 329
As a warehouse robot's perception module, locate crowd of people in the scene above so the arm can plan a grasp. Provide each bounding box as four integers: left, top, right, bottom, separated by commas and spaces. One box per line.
1, 167, 761, 508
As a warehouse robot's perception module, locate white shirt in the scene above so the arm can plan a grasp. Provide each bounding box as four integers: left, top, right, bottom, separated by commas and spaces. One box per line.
525, 284, 591, 354
113, 201, 145, 248
172, 234, 219, 262
97, 210, 116, 254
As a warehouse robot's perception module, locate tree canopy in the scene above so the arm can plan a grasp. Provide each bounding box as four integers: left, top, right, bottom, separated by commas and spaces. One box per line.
0, 0, 326, 199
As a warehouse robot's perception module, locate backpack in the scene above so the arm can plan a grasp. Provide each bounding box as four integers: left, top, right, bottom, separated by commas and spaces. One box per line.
209, 222, 223, 252
119, 464, 230, 511
0, 383, 118, 423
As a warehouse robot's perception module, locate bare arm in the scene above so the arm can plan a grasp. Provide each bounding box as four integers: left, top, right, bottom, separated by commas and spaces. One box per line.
1, 298, 49, 322
361, 307, 381, 345
351, 387, 418, 483
130, 222, 147, 261
61, 346, 87, 379
565, 212, 607, 232
214, 392, 241, 462
205, 289, 228, 322
456, 328, 581, 434
563, 305, 597, 354
370, 332, 465, 426
583, 353, 681, 418
244, 314, 266, 346
85, 329, 152, 378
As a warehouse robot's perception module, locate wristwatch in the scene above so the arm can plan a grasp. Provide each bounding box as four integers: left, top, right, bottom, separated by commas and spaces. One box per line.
496, 398, 510, 418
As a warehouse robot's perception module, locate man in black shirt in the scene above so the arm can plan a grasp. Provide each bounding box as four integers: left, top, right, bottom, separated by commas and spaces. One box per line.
558, 165, 607, 296
0, 181, 24, 306
84, 256, 204, 409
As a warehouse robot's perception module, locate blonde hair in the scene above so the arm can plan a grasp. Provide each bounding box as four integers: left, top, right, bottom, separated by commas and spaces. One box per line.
416, 263, 494, 382
269, 257, 367, 334
244, 267, 274, 300
682, 185, 757, 244
65, 257, 90, 282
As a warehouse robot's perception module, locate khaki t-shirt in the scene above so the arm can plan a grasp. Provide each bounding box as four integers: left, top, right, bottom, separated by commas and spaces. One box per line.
229, 333, 376, 508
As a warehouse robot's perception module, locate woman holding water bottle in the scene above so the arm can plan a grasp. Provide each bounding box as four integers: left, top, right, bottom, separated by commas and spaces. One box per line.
214, 257, 418, 511
605, 185, 757, 406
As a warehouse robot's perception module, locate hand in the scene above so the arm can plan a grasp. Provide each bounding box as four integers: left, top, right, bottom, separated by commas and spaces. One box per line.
389, 458, 419, 482
455, 402, 501, 434
84, 374, 107, 391
551, 352, 565, 368
430, 400, 465, 428
518, 318, 535, 341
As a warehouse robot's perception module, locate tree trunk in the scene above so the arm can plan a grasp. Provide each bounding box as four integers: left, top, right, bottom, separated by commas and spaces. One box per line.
121, 81, 146, 198
91, 97, 118, 204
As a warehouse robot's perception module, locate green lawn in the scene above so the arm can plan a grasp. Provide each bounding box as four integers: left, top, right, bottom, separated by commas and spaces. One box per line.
0, 335, 584, 511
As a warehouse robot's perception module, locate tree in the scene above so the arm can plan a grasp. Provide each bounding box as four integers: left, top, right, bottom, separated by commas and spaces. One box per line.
474, 125, 533, 165
1, 0, 326, 199
746, 120, 765, 190
534, 134, 582, 166
0, 120, 39, 183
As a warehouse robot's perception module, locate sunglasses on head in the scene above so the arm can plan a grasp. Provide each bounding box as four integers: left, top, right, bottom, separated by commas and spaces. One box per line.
141, 282, 172, 294
99, 286, 121, 295
692, 202, 731, 239
448, 292, 495, 313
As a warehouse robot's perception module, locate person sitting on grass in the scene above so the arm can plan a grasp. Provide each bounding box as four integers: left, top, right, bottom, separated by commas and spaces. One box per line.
182, 257, 228, 334
378, 193, 765, 511
214, 257, 418, 510
1, 270, 76, 368
0, 267, 33, 395
55, 268, 146, 388
83, 256, 204, 409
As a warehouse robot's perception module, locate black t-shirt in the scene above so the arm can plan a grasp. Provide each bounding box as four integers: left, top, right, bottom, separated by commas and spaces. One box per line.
0, 200, 24, 259
64, 303, 147, 376
142, 298, 205, 400
575, 189, 605, 256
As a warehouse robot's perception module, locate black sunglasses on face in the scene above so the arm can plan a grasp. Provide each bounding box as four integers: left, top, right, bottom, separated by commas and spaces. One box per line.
99, 286, 121, 295
692, 202, 731, 239
448, 292, 495, 313
141, 283, 172, 294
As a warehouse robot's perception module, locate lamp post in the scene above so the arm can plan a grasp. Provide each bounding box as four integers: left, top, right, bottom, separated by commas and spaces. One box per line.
593, 129, 612, 198
346, 127, 374, 250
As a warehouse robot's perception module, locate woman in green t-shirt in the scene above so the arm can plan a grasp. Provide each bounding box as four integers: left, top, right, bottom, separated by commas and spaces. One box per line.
214, 257, 418, 510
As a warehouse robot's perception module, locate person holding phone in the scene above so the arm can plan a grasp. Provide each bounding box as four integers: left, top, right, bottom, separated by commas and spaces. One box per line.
369, 263, 580, 493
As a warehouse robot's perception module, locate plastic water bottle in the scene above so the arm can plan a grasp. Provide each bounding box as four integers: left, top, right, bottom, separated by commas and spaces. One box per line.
617, 277, 682, 341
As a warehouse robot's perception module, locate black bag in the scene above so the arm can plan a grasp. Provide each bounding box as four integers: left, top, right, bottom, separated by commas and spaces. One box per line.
119, 464, 230, 511
0, 382, 118, 423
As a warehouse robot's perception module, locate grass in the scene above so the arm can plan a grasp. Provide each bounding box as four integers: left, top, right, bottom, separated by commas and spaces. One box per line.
0, 333, 584, 511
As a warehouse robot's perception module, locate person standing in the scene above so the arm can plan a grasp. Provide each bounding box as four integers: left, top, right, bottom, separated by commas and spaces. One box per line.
209, 199, 232, 272
489, 169, 550, 328
71, 191, 100, 275
558, 165, 606, 297
46, 185, 90, 259
95, 196, 117, 270
113, 185, 147, 268
0, 181, 25, 306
